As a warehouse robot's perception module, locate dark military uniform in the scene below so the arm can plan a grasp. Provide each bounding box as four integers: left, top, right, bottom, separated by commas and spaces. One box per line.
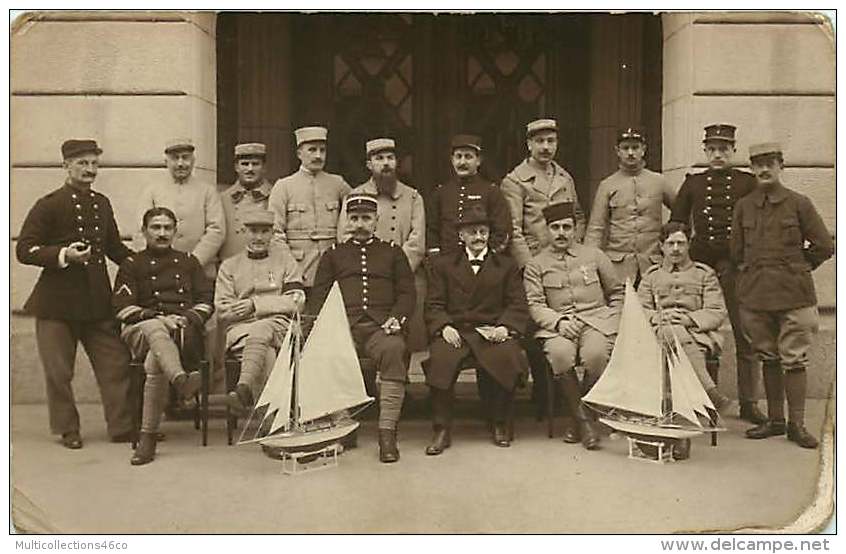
309, 237, 416, 383
113, 247, 215, 372
731, 171, 833, 445
427, 174, 511, 255
113, 247, 215, 436
671, 167, 758, 405
16, 179, 134, 439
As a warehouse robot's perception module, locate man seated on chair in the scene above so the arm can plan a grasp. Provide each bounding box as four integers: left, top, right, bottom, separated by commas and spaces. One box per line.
424, 203, 529, 453
309, 193, 416, 464
523, 201, 624, 451
215, 209, 306, 417
638, 221, 734, 414
113, 207, 214, 466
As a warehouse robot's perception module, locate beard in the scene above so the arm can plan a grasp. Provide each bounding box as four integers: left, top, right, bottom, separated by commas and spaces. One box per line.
373, 170, 398, 196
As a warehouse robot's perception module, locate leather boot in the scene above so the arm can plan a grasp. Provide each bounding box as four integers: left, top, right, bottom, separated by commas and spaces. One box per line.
426, 426, 451, 455
787, 422, 819, 449
378, 429, 400, 463
130, 432, 157, 466
784, 369, 818, 449
706, 387, 735, 416
739, 402, 768, 425
746, 420, 786, 439
558, 372, 599, 450
492, 422, 511, 447
555, 377, 580, 443
747, 361, 786, 439
226, 383, 253, 417
173, 371, 202, 400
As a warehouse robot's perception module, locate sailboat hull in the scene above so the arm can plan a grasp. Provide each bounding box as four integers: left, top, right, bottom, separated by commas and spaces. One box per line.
259, 420, 360, 452
599, 417, 707, 439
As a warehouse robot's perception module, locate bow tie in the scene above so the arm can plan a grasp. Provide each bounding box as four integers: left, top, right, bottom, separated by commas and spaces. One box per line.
469, 259, 483, 267
231, 188, 267, 204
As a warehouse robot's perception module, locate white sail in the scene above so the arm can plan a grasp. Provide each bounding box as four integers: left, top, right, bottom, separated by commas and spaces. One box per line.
582, 280, 664, 418
238, 324, 295, 443
670, 332, 716, 420
667, 343, 702, 427
298, 282, 373, 423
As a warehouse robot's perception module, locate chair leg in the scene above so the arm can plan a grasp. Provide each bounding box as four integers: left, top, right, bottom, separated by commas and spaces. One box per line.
545, 364, 555, 438
225, 359, 235, 446
130, 363, 145, 449
201, 361, 209, 447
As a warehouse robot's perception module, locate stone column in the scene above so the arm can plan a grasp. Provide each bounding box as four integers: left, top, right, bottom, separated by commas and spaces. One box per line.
10, 11, 217, 402
661, 11, 835, 397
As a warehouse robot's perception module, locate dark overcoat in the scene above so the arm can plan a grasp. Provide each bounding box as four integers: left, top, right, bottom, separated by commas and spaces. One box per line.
425, 250, 529, 390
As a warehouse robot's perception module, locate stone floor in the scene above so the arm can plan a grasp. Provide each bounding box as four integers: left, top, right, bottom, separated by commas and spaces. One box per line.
10, 397, 833, 534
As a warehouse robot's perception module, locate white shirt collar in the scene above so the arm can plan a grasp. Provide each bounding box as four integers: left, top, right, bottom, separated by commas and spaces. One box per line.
465, 246, 488, 261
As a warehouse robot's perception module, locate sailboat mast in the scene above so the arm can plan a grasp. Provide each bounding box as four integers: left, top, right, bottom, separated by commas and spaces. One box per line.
654, 292, 672, 418
293, 314, 302, 426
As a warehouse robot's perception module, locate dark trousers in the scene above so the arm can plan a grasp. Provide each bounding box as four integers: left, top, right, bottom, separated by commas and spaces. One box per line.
35, 318, 134, 437
431, 367, 513, 428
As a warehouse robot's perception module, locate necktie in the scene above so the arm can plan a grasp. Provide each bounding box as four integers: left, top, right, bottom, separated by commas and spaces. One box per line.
672, 263, 679, 272
470, 259, 483, 274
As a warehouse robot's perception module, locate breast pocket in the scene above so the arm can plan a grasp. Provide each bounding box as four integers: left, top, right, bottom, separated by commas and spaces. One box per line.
742, 213, 757, 249
541, 273, 565, 291
781, 217, 802, 247
581, 263, 600, 286
286, 203, 307, 227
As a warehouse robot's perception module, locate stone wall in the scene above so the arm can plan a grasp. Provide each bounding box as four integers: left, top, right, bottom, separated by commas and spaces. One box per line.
10, 11, 218, 403
661, 11, 836, 399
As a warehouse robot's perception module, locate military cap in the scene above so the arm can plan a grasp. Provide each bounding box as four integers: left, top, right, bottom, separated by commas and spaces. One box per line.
703, 124, 737, 143
526, 118, 558, 137
294, 126, 328, 146
61, 139, 102, 159
345, 193, 379, 213
366, 138, 396, 157
542, 202, 575, 225
749, 142, 783, 160
164, 138, 195, 154
617, 127, 646, 144
456, 202, 490, 228
234, 142, 267, 157
242, 209, 275, 227
451, 133, 483, 152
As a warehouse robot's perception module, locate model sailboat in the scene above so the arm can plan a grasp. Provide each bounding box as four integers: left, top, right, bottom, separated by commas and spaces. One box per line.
238, 282, 374, 460
582, 281, 723, 460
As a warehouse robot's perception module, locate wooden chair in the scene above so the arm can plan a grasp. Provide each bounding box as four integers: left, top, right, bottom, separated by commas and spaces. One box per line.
128, 358, 210, 448
127, 325, 210, 448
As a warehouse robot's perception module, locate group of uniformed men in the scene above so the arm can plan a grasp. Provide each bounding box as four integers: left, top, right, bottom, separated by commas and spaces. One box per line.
16, 117, 833, 466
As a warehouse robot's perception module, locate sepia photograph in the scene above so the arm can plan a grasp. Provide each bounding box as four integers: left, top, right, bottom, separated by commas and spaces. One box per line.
6, 6, 837, 537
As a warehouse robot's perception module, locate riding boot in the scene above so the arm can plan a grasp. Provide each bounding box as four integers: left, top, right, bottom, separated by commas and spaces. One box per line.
557, 372, 599, 450
130, 432, 157, 466
784, 369, 818, 449
746, 360, 786, 439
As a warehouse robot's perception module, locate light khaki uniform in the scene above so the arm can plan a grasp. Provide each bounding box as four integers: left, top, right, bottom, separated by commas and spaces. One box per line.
501, 159, 585, 269
637, 259, 729, 390
135, 175, 226, 279
585, 167, 674, 283
268, 167, 352, 287
219, 179, 273, 262
523, 243, 623, 383
215, 246, 305, 394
